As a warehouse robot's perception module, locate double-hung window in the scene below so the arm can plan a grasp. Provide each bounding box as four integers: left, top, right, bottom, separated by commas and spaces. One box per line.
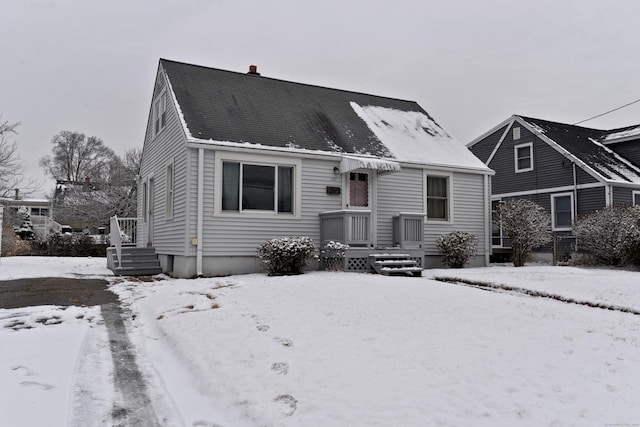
633, 190, 640, 206
426, 173, 451, 222
514, 142, 533, 173
165, 161, 174, 219
222, 161, 295, 214
154, 92, 167, 136
551, 193, 573, 230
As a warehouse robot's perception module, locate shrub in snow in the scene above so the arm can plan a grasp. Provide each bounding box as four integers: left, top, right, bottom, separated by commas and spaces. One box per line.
14, 206, 35, 241
321, 241, 350, 271
257, 236, 316, 275
436, 231, 477, 268
574, 205, 640, 266
494, 199, 551, 267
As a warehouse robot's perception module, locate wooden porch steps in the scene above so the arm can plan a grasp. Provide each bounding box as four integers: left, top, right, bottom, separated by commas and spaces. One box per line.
368, 253, 423, 277
108, 247, 162, 276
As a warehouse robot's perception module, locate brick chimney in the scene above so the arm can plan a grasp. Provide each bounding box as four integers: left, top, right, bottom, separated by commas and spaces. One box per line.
247, 65, 260, 76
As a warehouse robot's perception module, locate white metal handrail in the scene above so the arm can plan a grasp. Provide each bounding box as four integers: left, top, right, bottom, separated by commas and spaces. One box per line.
110, 215, 123, 268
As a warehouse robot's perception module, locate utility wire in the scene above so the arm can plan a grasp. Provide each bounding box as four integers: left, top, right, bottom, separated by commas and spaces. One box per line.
573, 97, 640, 125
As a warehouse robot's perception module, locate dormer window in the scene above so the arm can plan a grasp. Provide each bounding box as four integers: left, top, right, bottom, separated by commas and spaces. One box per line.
514, 142, 533, 173
154, 92, 167, 136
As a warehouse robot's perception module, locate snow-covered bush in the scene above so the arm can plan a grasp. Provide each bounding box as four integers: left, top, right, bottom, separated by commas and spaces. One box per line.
494, 199, 551, 267
257, 236, 316, 275
574, 205, 640, 266
14, 206, 35, 240
321, 241, 350, 271
436, 231, 477, 268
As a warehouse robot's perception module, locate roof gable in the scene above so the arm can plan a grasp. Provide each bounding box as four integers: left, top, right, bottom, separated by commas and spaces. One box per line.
159, 59, 489, 171
518, 116, 640, 184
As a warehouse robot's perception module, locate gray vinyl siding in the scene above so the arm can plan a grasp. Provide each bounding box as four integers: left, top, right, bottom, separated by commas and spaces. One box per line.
376, 168, 424, 246
489, 127, 598, 195
613, 186, 636, 206
469, 125, 509, 163
138, 71, 188, 255
200, 156, 341, 256
424, 172, 487, 255
576, 186, 605, 215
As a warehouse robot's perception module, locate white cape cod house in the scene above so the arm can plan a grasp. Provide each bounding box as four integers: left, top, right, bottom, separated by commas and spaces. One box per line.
122, 59, 493, 277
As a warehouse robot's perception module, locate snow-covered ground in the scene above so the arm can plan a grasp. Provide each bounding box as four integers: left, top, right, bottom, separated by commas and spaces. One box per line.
1, 257, 639, 426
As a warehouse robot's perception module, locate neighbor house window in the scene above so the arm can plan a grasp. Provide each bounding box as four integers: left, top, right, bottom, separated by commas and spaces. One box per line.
513, 126, 521, 140
551, 193, 574, 230
426, 173, 451, 221
514, 142, 533, 173
633, 191, 640, 206
491, 199, 505, 247
154, 92, 167, 136
165, 162, 174, 219
222, 161, 294, 214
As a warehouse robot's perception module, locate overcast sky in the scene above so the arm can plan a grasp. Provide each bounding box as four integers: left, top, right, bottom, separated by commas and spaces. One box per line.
2, 0, 640, 198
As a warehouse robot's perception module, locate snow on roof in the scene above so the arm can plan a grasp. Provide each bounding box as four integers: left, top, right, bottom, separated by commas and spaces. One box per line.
603, 125, 640, 143
350, 102, 490, 170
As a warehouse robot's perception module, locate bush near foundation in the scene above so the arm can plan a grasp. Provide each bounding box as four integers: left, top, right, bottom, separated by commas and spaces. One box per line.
436, 231, 477, 268
257, 236, 316, 275
574, 205, 640, 267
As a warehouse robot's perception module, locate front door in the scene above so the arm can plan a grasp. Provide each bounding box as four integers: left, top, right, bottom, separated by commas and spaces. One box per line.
348, 171, 370, 208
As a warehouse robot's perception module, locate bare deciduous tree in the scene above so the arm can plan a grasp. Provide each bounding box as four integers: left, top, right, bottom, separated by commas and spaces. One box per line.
39, 131, 115, 183
48, 145, 141, 228
0, 117, 37, 198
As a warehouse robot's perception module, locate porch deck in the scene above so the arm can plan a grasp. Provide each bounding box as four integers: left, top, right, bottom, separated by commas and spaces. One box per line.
319, 210, 425, 273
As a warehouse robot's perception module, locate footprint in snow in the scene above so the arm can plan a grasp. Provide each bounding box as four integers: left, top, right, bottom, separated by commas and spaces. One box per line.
271, 362, 289, 375
274, 394, 297, 416
192, 421, 224, 427
11, 365, 33, 376
20, 381, 55, 390
274, 337, 293, 347
256, 324, 269, 332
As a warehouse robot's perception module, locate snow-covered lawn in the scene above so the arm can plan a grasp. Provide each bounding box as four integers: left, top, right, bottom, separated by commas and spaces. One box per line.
1, 257, 639, 426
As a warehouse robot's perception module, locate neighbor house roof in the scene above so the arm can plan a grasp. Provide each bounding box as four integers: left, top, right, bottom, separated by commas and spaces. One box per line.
518, 116, 640, 185
159, 59, 490, 172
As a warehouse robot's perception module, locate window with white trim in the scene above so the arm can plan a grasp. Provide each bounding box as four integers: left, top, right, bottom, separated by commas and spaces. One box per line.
154, 92, 167, 137
514, 142, 533, 173
551, 193, 574, 230
221, 160, 295, 214
633, 190, 640, 206
142, 181, 148, 223
426, 173, 451, 222
165, 161, 174, 219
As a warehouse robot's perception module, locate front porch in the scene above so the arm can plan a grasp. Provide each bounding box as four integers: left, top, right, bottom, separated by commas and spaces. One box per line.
319, 210, 425, 274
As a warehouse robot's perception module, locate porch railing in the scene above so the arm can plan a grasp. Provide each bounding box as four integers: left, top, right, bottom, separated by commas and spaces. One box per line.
392, 212, 425, 249
319, 210, 372, 247
110, 216, 139, 268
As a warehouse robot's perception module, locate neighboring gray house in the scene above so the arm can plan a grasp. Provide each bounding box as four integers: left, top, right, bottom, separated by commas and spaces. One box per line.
468, 115, 640, 258
133, 59, 493, 277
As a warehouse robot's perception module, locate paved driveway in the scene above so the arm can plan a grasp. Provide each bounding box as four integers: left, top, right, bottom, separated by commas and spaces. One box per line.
0, 277, 161, 426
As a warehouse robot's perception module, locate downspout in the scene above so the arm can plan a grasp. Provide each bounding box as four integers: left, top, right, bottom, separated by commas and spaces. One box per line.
572, 162, 578, 252
572, 162, 578, 218
484, 174, 491, 266
196, 148, 204, 276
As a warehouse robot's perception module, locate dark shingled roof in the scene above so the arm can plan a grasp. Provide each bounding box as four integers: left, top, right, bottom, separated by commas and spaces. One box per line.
160, 59, 441, 158
519, 116, 640, 183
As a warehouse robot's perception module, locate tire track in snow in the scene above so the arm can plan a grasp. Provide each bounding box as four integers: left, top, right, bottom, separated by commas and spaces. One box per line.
434, 276, 640, 315
101, 302, 161, 426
